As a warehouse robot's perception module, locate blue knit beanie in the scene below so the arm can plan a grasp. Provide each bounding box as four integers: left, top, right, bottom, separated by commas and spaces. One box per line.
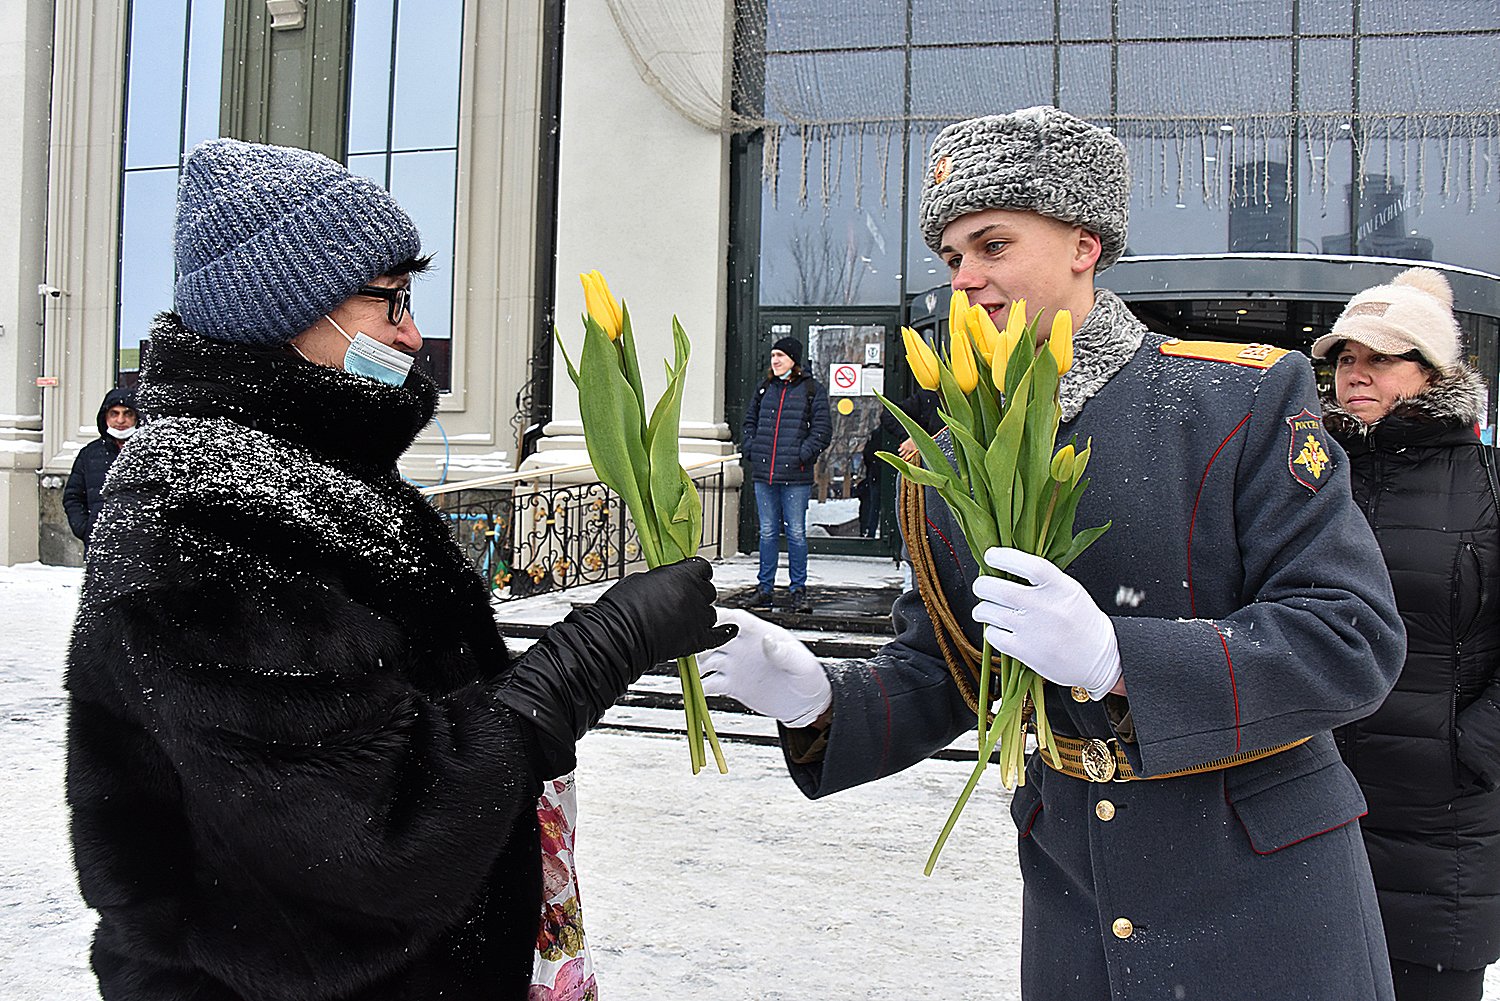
173, 138, 423, 346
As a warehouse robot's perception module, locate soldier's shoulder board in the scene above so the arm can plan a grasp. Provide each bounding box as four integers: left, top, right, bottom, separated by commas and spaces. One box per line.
1159, 339, 1290, 369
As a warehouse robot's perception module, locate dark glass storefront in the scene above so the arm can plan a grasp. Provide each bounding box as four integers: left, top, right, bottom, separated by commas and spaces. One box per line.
731, 0, 1500, 552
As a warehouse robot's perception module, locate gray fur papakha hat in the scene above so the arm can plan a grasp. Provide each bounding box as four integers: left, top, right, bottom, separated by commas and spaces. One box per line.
918, 106, 1130, 270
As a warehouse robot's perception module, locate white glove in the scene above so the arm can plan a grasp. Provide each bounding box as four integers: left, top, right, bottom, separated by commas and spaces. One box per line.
698, 608, 833, 727
970, 547, 1122, 700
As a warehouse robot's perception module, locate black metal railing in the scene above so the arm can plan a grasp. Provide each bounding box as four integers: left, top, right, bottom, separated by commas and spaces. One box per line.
423, 455, 738, 601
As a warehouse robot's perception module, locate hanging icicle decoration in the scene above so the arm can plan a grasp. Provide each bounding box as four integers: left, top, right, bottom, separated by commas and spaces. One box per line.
763, 124, 782, 210
879, 124, 893, 210
798, 122, 810, 207
858, 126, 870, 213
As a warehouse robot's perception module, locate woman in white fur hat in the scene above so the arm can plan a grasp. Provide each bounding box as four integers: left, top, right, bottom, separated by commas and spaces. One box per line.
1315, 267, 1500, 1001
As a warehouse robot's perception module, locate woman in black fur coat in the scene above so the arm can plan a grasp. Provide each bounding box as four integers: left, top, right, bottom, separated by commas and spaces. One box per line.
66, 138, 730, 1001
1315, 267, 1500, 1001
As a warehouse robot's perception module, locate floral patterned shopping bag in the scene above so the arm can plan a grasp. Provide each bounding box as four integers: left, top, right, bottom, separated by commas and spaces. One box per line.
531, 773, 597, 1001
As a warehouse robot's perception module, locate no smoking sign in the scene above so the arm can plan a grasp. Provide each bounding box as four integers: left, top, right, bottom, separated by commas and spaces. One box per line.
829, 363, 861, 396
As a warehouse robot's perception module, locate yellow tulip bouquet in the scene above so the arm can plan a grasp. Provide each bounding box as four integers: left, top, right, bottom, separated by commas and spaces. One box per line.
556, 271, 725, 774
875, 292, 1109, 872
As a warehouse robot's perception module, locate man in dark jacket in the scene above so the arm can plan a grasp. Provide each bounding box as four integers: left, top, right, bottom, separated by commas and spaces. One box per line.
66, 138, 733, 1001
62, 387, 137, 544
741, 336, 832, 611
703, 107, 1406, 998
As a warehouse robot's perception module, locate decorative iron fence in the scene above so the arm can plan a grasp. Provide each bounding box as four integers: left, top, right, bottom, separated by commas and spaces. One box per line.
423, 455, 738, 601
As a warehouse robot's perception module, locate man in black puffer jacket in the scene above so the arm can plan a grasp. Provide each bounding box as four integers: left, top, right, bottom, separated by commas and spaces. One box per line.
62, 387, 138, 545
1316, 266, 1500, 1001
66, 138, 733, 1001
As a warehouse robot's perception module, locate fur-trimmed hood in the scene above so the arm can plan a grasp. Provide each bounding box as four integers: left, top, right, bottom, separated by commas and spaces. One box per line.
1324, 361, 1487, 443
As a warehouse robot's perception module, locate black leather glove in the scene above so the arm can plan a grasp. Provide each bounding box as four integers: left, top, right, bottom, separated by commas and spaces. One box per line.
495, 557, 736, 778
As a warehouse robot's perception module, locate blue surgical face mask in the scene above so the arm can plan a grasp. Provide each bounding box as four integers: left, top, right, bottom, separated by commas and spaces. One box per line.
325, 315, 415, 387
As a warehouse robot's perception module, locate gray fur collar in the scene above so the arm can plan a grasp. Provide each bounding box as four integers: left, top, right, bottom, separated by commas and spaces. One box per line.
1323, 363, 1487, 437
1058, 288, 1147, 422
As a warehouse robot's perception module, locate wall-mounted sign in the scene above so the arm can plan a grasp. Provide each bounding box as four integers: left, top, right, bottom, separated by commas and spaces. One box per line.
829, 363, 860, 396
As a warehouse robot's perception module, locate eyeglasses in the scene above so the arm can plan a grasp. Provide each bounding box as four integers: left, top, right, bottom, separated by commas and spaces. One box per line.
355, 284, 413, 325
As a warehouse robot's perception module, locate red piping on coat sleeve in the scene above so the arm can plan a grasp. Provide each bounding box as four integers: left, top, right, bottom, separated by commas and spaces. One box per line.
1212, 622, 1241, 751
1187, 412, 1252, 618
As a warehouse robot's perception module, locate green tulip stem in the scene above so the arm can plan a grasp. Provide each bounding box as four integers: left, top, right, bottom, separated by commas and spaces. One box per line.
677, 656, 704, 774
1036, 486, 1061, 559
926, 675, 1014, 875
976, 639, 993, 752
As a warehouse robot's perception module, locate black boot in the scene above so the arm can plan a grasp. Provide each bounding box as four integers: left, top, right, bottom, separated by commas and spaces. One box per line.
789, 587, 813, 613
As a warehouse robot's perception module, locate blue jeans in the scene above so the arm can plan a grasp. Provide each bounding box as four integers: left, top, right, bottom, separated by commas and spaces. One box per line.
753, 480, 811, 590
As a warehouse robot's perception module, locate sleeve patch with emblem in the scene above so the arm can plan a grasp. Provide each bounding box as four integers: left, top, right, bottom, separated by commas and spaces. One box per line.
1286, 409, 1333, 492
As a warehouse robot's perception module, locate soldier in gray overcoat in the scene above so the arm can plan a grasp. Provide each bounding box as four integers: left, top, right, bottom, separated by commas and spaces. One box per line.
702, 107, 1407, 999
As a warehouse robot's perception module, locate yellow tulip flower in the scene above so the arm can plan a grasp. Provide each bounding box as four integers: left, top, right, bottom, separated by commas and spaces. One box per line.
580, 270, 623, 341
949, 320, 979, 394
1049, 443, 1076, 482
1048, 309, 1074, 374
1004, 298, 1028, 345
948, 289, 971, 346
902, 326, 941, 391
992, 300, 1028, 389
967, 304, 1000, 362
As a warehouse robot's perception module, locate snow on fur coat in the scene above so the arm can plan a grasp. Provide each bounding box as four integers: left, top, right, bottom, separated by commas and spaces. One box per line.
66, 314, 543, 1001
1328, 364, 1500, 972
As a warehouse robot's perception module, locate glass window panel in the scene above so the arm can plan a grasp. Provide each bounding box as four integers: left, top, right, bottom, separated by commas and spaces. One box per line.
909, 44, 1053, 121
391, 0, 463, 150
904, 125, 948, 306
1359, 35, 1500, 116
1060, 0, 1111, 41
1297, 38, 1352, 115
124, 1, 189, 169
1300, 0, 1352, 35
764, 49, 904, 124
1125, 139, 1242, 255
347, 152, 388, 187
389, 150, 457, 339
1227, 141, 1293, 252
1349, 138, 1498, 271
347, 0, 395, 154
118, 168, 180, 355
761, 128, 904, 306
182, 0, 226, 152
1117, 40, 1290, 117
1118, 0, 1289, 40
1298, 136, 1354, 254
1059, 43, 1111, 119
766, 0, 904, 52
1361, 0, 1500, 35
911, 0, 1052, 45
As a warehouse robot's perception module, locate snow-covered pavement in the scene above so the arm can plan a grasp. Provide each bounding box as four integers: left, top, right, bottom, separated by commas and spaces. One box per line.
6, 562, 1498, 999
0, 562, 1023, 1000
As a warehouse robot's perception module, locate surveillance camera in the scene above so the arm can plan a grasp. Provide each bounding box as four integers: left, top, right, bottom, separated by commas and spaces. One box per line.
38, 284, 64, 298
